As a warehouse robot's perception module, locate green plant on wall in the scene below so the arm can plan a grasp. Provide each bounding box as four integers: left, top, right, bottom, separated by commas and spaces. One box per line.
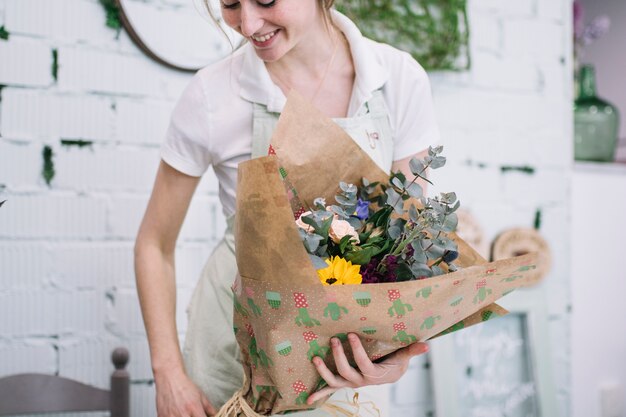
336, 0, 470, 71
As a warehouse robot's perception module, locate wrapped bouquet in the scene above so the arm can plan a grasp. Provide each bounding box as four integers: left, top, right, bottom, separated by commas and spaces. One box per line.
218, 93, 546, 416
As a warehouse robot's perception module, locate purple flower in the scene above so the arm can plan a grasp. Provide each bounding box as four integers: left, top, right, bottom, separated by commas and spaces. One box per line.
355, 198, 370, 220
360, 256, 399, 284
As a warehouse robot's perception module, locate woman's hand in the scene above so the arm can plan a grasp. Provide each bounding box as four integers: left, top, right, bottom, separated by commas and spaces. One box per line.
307, 333, 429, 405
154, 367, 217, 417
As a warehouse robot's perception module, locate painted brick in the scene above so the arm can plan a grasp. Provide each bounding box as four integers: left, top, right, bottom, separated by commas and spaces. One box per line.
503, 20, 566, 65
107, 193, 215, 240
130, 383, 158, 417
49, 242, 135, 290
471, 51, 541, 92
0, 140, 41, 188
470, 12, 503, 53
0, 193, 107, 239
53, 145, 160, 192
124, 338, 154, 381
0, 338, 57, 375
0, 88, 115, 142
3, 0, 114, 44
108, 289, 146, 336
0, 242, 51, 290
0, 290, 106, 337
472, 0, 536, 17
391, 354, 434, 406
114, 97, 174, 145
56, 44, 190, 98
0, 36, 53, 87
58, 336, 110, 388
537, 0, 568, 21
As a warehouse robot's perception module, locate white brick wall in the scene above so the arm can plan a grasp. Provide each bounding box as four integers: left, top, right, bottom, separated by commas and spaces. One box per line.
0, 0, 572, 415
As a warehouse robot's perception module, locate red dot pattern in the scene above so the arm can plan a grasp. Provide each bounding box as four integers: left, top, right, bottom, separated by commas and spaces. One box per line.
293, 380, 307, 393
388, 289, 401, 301
476, 279, 487, 289
245, 323, 255, 337
393, 322, 406, 332
293, 292, 309, 308
302, 331, 317, 343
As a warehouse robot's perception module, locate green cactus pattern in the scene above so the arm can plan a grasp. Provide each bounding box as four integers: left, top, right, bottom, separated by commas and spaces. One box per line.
518, 264, 536, 272
387, 289, 413, 318
416, 286, 433, 299
265, 291, 282, 309
234, 293, 249, 317
439, 320, 465, 336
420, 313, 442, 330
303, 331, 330, 361
333, 333, 348, 343
247, 298, 262, 317
293, 380, 309, 405
293, 293, 320, 327
473, 279, 492, 304
255, 384, 277, 395
500, 274, 522, 283
323, 302, 348, 321
246, 324, 273, 369
391, 322, 417, 345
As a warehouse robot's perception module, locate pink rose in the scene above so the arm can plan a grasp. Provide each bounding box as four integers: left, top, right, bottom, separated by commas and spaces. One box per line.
329, 219, 360, 244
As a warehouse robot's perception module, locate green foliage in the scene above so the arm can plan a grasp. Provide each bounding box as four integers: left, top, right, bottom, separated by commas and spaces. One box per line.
500, 165, 536, 175
61, 139, 94, 148
336, 0, 470, 71
42, 145, 55, 186
99, 0, 122, 31
534, 208, 542, 230
0, 26, 9, 40
51, 49, 58, 81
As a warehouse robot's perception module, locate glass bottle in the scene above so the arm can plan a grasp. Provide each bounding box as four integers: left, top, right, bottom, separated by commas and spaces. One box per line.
574, 65, 620, 162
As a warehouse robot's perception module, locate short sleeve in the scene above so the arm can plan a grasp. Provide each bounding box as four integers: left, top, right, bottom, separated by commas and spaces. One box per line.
389, 53, 441, 161
160, 72, 212, 177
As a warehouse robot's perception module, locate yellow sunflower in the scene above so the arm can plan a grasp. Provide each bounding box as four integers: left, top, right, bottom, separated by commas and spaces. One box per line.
317, 256, 362, 286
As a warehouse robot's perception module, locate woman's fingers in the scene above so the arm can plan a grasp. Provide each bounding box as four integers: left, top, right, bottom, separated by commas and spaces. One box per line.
201, 394, 217, 416
306, 385, 338, 405
347, 333, 377, 377
312, 356, 344, 387
330, 337, 363, 384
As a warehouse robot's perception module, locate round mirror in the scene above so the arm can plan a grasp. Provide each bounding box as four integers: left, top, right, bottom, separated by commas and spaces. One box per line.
116, 0, 242, 72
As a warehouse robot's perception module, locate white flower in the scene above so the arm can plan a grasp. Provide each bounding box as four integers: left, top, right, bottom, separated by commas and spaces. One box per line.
295, 211, 314, 233
329, 219, 360, 244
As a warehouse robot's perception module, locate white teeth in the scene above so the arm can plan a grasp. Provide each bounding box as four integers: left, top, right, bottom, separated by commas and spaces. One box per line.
252, 30, 276, 43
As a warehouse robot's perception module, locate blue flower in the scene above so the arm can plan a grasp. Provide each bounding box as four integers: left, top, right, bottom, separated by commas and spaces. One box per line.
355, 198, 370, 220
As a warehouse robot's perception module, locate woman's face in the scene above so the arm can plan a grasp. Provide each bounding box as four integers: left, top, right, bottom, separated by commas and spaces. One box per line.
220, 0, 325, 62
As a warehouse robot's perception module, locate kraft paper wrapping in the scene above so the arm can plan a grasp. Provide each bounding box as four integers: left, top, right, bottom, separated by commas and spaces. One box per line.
227, 93, 547, 415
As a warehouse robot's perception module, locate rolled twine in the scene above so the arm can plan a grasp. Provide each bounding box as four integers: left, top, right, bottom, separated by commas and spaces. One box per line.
215, 377, 379, 417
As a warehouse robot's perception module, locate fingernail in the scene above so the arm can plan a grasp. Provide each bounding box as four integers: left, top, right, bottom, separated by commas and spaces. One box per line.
331, 338, 339, 346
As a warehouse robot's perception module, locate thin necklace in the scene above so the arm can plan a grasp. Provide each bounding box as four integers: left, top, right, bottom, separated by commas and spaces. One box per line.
269, 29, 341, 105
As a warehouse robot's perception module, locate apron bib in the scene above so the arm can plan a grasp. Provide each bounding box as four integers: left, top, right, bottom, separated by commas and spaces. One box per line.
183, 91, 394, 414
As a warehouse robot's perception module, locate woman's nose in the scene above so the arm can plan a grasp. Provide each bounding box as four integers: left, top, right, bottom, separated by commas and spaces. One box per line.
239, 3, 264, 38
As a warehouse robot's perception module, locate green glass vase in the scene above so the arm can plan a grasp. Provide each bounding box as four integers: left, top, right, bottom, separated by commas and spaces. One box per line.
574, 65, 620, 162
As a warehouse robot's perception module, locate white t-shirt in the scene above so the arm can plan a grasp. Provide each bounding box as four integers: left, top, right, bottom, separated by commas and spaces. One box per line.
160, 10, 440, 218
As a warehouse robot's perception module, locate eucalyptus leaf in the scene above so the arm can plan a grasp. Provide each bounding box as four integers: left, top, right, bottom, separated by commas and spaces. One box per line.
405, 182, 423, 199
409, 204, 419, 222
309, 254, 328, 270
409, 158, 426, 175
431, 265, 445, 276
430, 156, 446, 169
388, 225, 402, 240
411, 263, 433, 278
391, 177, 404, 190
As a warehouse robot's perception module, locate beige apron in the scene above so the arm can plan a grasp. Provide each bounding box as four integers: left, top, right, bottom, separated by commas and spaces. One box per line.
183, 91, 395, 414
